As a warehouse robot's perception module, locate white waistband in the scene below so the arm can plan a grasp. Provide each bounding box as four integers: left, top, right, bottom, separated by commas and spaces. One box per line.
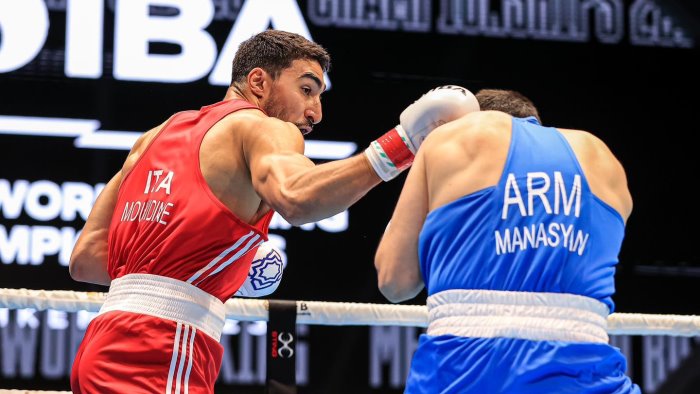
99, 274, 226, 341
427, 289, 610, 344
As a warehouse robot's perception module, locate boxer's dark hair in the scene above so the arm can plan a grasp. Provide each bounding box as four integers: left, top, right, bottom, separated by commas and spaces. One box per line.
476, 89, 541, 123
231, 30, 331, 85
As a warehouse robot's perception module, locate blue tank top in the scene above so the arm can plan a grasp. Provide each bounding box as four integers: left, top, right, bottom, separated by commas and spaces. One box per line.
418, 117, 625, 312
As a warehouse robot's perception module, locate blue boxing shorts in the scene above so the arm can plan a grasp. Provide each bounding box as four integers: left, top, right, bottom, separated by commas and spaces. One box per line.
404, 290, 641, 394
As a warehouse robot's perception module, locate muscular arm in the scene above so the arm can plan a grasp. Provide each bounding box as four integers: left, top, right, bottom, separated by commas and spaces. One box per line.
563, 129, 633, 223
590, 136, 633, 222
68, 171, 121, 286
246, 116, 382, 225
374, 147, 429, 303
69, 127, 157, 285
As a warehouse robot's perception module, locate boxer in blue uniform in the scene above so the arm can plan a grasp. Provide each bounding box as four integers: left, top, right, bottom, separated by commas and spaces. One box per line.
374, 89, 640, 393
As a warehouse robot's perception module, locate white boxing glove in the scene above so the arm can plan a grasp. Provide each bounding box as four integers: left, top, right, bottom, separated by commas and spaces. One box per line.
235, 241, 287, 298
364, 85, 480, 181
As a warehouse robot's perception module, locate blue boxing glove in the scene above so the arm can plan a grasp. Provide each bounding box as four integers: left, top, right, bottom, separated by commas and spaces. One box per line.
235, 240, 287, 297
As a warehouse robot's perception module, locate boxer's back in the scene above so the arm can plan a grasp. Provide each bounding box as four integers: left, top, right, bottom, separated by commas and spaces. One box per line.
422, 111, 631, 220
404, 105, 638, 394
418, 112, 631, 310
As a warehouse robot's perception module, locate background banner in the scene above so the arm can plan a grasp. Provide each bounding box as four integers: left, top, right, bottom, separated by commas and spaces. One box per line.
1, 1, 699, 392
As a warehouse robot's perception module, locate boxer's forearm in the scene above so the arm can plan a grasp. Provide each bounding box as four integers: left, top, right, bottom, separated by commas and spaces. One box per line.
266, 154, 381, 226
68, 230, 112, 286
69, 172, 120, 286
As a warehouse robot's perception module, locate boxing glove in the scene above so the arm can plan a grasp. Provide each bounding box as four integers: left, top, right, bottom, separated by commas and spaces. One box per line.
364, 85, 480, 181
235, 241, 287, 298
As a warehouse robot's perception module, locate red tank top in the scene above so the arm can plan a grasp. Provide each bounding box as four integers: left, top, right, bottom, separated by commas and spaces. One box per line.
107, 99, 274, 302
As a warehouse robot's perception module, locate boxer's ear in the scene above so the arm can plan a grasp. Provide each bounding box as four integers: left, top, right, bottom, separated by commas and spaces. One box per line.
247, 68, 269, 99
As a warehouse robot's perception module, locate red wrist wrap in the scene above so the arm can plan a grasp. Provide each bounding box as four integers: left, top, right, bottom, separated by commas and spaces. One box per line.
376, 129, 415, 170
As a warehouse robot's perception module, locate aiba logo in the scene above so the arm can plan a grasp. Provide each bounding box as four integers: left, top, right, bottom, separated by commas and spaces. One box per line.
0, 0, 330, 87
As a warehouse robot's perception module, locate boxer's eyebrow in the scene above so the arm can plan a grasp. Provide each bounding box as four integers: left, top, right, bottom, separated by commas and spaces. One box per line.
301, 72, 325, 92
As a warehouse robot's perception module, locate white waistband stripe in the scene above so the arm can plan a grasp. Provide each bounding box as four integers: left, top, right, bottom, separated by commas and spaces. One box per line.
427, 289, 610, 343
98, 274, 225, 341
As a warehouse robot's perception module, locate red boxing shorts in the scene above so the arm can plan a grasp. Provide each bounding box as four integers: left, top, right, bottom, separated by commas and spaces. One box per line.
71, 274, 227, 394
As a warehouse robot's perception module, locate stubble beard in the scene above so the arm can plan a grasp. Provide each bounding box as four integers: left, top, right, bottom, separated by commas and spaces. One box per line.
264, 93, 309, 133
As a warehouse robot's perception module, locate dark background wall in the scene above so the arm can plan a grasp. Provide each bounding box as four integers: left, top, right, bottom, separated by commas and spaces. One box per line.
1, 1, 699, 393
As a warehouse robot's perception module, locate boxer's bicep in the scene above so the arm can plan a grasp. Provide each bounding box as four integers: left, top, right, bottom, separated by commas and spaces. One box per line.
244, 119, 314, 220
375, 150, 429, 303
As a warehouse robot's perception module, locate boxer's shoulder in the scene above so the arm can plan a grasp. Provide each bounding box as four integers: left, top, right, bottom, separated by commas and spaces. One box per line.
421, 111, 509, 154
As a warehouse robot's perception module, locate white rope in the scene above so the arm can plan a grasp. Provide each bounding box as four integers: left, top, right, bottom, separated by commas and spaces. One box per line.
0, 391, 70, 394
1, 288, 699, 336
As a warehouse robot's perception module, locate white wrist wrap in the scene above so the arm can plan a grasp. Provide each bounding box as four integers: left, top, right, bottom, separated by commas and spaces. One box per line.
365, 85, 479, 182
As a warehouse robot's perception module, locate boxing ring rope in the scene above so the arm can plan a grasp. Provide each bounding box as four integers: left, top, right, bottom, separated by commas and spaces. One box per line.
2, 288, 700, 336
0, 391, 69, 394
2, 288, 700, 394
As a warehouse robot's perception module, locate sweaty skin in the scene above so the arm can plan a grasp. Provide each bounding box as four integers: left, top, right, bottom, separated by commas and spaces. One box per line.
69, 59, 381, 285
374, 110, 632, 302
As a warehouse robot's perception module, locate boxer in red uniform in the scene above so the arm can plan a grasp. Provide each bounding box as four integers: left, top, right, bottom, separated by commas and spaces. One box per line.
69, 30, 480, 393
